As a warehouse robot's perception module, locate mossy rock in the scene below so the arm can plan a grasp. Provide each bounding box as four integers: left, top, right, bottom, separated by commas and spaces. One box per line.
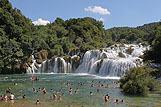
126, 46, 134, 55
118, 52, 126, 58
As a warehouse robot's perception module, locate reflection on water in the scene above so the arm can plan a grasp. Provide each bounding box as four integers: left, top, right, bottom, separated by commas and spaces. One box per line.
0, 74, 161, 107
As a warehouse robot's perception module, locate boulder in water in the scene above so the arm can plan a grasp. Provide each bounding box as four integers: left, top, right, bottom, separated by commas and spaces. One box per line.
118, 52, 126, 58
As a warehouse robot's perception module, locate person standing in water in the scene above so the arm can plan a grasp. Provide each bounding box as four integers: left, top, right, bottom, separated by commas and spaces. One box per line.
9, 93, 15, 104
36, 99, 40, 104
69, 87, 73, 95
104, 94, 110, 102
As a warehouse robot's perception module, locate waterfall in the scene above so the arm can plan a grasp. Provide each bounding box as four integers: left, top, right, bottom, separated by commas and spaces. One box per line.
26, 55, 38, 74
27, 44, 147, 77
75, 44, 146, 77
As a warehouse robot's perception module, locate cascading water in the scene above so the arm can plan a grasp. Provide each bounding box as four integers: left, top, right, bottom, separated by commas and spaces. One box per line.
27, 44, 148, 77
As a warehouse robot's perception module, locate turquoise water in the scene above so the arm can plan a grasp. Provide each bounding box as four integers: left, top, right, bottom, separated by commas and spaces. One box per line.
0, 74, 161, 107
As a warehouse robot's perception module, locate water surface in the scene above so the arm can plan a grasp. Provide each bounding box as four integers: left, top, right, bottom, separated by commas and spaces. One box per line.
0, 74, 161, 107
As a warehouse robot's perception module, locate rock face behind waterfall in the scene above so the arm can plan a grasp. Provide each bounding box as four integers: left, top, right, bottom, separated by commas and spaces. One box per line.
27, 44, 148, 77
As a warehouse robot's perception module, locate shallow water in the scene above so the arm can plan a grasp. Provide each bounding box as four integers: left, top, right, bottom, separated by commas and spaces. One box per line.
0, 74, 161, 107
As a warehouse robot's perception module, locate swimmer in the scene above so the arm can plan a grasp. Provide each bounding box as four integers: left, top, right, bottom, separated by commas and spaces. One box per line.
31, 75, 38, 81
91, 84, 94, 87
0, 95, 3, 101
97, 89, 99, 93
120, 99, 124, 103
36, 99, 40, 104
90, 92, 93, 96
42, 87, 47, 94
69, 88, 73, 95
14, 83, 17, 86
6, 87, 11, 94
104, 94, 110, 102
32, 88, 36, 92
114, 99, 119, 104
52, 93, 57, 101
22, 94, 26, 99
75, 88, 79, 94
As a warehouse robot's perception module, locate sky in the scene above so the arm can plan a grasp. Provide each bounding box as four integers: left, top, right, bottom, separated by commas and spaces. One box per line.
9, 0, 161, 28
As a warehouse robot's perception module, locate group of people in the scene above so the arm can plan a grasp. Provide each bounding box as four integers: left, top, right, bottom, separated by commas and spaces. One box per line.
0, 75, 125, 106
104, 94, 124, 104
0, 87, 15, 103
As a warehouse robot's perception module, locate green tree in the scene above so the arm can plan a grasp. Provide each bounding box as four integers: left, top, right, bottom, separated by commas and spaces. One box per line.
120, 66, 159, 96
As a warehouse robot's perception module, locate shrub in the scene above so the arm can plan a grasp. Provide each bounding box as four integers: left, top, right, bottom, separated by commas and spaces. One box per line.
120, 66, 159, 96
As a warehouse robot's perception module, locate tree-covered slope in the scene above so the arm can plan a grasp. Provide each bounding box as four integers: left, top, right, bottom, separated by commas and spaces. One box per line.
0, 0, 33, 74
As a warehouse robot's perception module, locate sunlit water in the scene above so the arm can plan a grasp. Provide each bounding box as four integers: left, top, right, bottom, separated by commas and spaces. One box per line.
0, 74, 161, 107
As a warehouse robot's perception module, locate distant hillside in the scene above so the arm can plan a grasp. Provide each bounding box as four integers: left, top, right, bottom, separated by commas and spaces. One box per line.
106, 22, 161, 45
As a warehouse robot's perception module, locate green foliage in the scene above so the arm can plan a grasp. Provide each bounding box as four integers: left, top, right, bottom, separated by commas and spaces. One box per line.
0, 0, 33, 74
144, 22, 161, 63
120, 66, 159, 96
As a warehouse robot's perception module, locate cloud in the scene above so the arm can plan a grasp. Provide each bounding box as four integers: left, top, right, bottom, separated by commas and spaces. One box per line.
32, 18, 50, 26
84, 6, 110, 15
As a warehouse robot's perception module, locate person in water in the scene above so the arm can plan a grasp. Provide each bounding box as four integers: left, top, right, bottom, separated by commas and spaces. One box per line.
5, 87, 11, 94
75, 88, 79, 94
0, 95, 3, 101
22, 94, 26, 99
69, 87, 73, 95
114, 99, 119, 104
31, 75, 38, 81
90, 92, 93, 96
3, 94, 8, 102
10, 93, 15, 100
104, 94, 110, 102
32, 88, 36, 93
52, 93, 57, 101
120, 99, 124, 103
9, 93, 15, 104
42, 87, 47, 94
36, 99, 40, 104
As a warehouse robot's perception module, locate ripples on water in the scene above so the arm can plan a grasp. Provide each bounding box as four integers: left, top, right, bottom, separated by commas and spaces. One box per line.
0, 74, 161, 107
